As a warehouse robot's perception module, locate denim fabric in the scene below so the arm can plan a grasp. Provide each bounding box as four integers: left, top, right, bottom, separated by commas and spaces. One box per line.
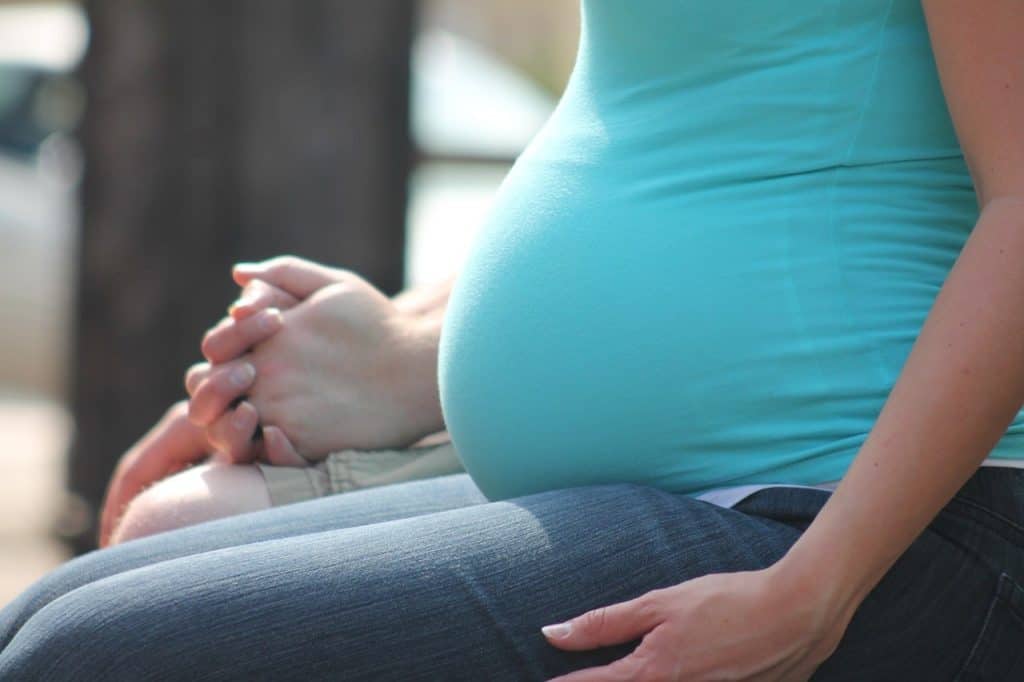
1, 468, 1022, 681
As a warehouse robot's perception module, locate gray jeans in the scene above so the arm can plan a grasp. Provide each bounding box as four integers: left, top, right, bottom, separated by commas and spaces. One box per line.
1, 468, 1022, 680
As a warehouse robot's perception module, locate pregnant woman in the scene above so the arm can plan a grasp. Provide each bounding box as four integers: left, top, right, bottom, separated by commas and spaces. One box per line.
3, 1, 1024, 679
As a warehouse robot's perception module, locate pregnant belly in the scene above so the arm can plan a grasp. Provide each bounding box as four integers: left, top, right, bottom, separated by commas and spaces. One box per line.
438, 163, 893, 500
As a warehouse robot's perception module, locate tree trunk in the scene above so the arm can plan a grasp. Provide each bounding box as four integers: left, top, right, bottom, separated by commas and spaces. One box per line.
65, 1, 414, 554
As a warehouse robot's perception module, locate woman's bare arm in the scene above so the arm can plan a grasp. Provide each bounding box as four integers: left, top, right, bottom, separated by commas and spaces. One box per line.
543, 6, 1024, 679
775, 0, 1024, 618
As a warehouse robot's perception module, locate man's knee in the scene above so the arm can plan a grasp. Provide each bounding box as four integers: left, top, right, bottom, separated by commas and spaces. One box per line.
111, 464, 271, 545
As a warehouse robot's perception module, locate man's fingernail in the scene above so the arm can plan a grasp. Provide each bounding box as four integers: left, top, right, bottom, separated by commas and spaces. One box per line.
232, 404, 251, 429
258, 308, 282, 331
231, 296, 257, 313
230, 363, 255, 387
234, 263, 258, 273
541, 623, 572, 639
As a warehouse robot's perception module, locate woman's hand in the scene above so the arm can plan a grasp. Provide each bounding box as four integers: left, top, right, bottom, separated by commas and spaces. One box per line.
187, 258, 445, 461
544, 565, 854, 682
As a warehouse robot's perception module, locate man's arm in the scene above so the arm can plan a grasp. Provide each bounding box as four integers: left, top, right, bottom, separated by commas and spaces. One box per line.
193, 259, 452, 459
391, 274, 456, 319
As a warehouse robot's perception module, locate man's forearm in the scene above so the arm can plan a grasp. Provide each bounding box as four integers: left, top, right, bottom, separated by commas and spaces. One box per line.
393, 275, 457, 436
391, 275, 456, 319
776, 198, 1024, 619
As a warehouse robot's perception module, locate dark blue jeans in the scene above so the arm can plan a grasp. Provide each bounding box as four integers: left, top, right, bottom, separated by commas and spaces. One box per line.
1, 468, 1022, 680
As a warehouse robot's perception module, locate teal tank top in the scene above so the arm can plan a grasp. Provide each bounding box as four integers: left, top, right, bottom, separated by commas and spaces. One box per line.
437, 0, 1024, 501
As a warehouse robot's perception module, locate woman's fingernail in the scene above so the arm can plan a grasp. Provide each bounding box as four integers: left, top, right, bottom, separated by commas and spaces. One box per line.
541, 623, 572, 639
230, 363, 255, 388
234, 263, 258, 273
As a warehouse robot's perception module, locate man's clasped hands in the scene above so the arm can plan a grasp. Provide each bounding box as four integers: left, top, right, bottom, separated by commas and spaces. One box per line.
98, 256, 449, 547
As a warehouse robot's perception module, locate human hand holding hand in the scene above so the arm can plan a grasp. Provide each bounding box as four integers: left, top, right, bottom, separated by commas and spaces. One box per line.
187, 257, 445, 463
182, 275, 304, 466
543, 565, 855, 681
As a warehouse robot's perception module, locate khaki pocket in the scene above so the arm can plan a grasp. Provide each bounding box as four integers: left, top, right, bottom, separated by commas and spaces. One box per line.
324, 442, 465, 493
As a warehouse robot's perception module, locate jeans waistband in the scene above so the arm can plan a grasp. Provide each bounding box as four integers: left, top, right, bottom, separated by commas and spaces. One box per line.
948, 466, 1024, 547
731, 466, 1024, 541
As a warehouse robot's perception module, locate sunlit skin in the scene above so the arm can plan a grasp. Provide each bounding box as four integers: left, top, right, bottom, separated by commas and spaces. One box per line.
188, 259, 448, 460
100, 260, 453, 546
100, 1, 1024, 678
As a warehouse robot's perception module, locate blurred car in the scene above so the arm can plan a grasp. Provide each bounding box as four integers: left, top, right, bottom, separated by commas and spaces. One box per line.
0, 2, 86, 157
0, 65, 53, 158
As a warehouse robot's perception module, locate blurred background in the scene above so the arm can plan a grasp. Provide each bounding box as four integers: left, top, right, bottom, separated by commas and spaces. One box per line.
0, 0, 578, 606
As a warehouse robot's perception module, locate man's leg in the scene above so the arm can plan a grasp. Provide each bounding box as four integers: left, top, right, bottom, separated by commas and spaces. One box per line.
111, 437, 464, 545
110, 464, 272, 545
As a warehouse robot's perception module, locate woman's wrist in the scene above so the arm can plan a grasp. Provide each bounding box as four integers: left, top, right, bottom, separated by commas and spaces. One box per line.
769, 532, 871, 627
761, 546, 865, 656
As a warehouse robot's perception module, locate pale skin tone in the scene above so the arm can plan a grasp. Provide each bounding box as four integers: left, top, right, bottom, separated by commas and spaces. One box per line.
99, 264, 454, 546
99, 1, 1023, 678
187, 263, 448, 459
